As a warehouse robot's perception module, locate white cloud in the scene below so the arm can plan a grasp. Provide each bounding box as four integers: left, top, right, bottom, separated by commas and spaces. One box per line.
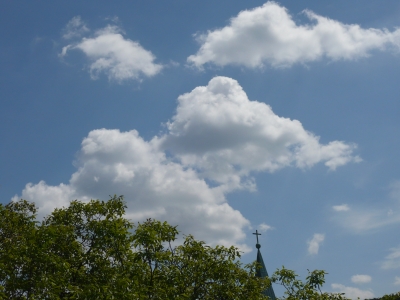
259, 223, 273, 232
188, 2, 400, 69
13, 129, 250, 251
351, 274, 371, 284
381, 246, 400, 269
331, 284, 374, 300
61, 24, 162, 81
15, 181, 74, 217
333, 204, 350, 212
307, 233, 324, 255
14, 77, 358, 251
62, 16, 89, 40
157, 76, 360, 190
395, 276, 400, 285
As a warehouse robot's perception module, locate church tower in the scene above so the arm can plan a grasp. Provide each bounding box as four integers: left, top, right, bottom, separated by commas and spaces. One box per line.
253, 230, 276, 299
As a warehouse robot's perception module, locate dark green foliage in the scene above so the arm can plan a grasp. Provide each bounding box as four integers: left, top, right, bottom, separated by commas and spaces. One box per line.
271, 266, 350, 300
0, 196, 270, 299
366, 292, 400, 300
379, 291, 400, 300
2, 196, 374, 300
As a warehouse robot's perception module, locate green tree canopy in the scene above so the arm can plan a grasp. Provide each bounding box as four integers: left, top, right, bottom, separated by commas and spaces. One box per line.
271, 267, 350, 300
2, 196, 384, 300
0, 196, 270, 299
368, 291, 400, 300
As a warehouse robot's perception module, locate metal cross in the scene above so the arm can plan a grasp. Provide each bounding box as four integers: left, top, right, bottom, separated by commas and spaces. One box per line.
253, 230, 261, 244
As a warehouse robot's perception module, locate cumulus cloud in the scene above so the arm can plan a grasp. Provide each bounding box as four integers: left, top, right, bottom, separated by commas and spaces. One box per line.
16, 181, 74, 217
62, 16, 89, 40
60, 20, 162, 81
188, 1, 400, 69
333, 204, 350, 212
307, 233, 324, 255
13, 129, 250, 250
331, 284, 374, 300
351, 274, 371, 284
14, 76, 358, 250
157, 76, 360, 190
381, 246, 400, 269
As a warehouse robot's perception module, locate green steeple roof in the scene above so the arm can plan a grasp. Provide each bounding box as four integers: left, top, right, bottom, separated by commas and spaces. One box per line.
253, 230, 276, 300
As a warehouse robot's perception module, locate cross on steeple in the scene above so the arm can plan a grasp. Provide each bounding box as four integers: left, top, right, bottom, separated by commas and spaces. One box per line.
252, 229, 276, 299
253, 230, 261, 244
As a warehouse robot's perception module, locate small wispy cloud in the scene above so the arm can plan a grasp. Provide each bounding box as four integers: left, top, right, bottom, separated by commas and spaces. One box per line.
381, 246, 400, 269
351, 274, 371, 284
62, 16, 89, 40
334, 208, 400, 233
389, 180, 400, 202
258, 223, 273, 232
332, 180, 400, 233
307, 233, 325, 255
333, 204, 350, 212
394, 276, 400, 285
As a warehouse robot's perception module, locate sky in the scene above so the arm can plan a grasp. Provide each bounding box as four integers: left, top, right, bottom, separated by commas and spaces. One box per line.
1, 0, 400, 298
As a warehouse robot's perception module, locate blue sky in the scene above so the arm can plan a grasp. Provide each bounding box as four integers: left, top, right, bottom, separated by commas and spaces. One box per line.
2, 1, 400, 297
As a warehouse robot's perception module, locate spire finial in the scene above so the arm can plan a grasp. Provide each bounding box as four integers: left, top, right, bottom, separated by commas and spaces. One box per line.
253, 230, 261, 249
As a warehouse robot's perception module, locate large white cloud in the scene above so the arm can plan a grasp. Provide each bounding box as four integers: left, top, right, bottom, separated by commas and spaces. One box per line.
14, 76, 359, 249
331, 284, 374, 300
14, 129, 250, 250
61, 21, 162, 81
158, 76, 360, 190
188, 1, 400, 69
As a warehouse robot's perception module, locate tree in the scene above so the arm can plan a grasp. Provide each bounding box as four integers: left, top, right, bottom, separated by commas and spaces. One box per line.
0, 196, 270, 299
0, 196, 136, 299
380, 291, 400, 300
365, 291, 400, 300
133, 218, 269, 299
271, 267, 350, 300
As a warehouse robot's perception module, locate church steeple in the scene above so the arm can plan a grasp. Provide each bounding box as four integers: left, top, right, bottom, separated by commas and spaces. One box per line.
253, 230, 276, 300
